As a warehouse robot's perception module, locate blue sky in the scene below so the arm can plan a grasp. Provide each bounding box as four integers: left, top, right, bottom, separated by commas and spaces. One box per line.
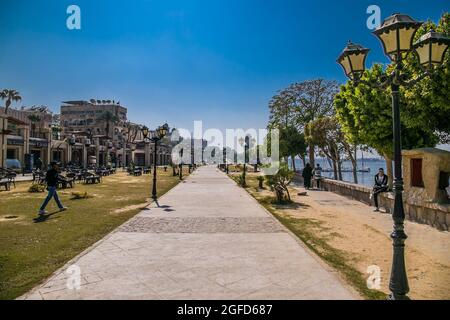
0, 0, 448, 135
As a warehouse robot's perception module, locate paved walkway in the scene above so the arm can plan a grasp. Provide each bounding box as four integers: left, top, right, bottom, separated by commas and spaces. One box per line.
21, 166, 357, 300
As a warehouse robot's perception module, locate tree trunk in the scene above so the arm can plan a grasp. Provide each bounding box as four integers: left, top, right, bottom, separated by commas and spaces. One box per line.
1, 118, 5, 168
326, 157, 333, 169
291, 156, 296, 172
384, 154, 394, 190
332, 159, 338, 180
308, 143, 315, 167
299, 154, 306, 167
285, 185, 291, 201
352, 146, 358, 184
337, 159, 343, 181
351, 158, 358, 184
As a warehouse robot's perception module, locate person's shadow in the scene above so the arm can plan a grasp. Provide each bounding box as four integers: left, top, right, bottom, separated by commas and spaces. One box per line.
33, 211, 61, 223
142, 201, 176, 213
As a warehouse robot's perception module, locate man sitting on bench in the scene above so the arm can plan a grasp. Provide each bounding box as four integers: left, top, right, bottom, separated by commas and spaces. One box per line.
372, 168, 389, 212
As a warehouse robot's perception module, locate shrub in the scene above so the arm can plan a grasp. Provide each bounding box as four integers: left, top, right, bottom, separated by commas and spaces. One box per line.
264, 163, 294, 203
28, 184, 46, 193
238, 174, 246, 187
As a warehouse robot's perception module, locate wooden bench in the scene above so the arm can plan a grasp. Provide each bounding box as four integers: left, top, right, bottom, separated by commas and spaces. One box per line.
0, 178, 11, 191
133, 169, 143, 176
5, 173, 16, 188
96, 169, 110, 177
84, 175, 101, 184
58, 177, 75, 189
143, 168, 151, 174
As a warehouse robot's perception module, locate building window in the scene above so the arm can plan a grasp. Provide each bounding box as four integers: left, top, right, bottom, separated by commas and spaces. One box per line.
7, 149, 16, 159
439, 172, 449, 191
411, 158, 424, 188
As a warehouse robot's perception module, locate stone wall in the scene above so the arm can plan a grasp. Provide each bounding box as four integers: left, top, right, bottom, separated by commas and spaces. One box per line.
294, 174, 450, 231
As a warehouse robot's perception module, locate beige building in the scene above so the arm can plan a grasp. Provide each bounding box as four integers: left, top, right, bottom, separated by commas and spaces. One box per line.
1, 100, 174, 171
0, 107, 53, 170
58, 100, 172, 168
61, 100, 127, 138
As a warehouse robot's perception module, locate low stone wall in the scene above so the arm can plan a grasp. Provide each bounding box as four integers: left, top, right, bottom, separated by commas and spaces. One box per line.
294, 174, 449, 231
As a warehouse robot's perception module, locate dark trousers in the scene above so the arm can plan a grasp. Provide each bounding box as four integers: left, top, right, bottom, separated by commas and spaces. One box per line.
315, 178, 321, 189
304, 178, 311, 189
373, 186, 388, 208
40, 186, 64, 210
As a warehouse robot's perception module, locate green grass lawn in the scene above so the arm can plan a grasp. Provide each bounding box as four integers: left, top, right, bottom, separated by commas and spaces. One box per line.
0, 167, 189, 299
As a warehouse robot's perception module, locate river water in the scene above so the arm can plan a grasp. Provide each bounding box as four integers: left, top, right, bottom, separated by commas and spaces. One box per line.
293, 158, 387, 187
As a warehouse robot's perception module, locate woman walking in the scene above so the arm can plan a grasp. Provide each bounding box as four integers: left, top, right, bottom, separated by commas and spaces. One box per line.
302, 163, 313, 189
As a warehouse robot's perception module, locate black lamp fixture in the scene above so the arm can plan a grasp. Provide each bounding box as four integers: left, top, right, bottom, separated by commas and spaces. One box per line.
157, 125, 168, 139
372, 13, 423, 62
142, 124, 168, 202
414, 30, 450, 70
337, 41, 370, 81
337, 13, 449, 300
142, 126, 149, 140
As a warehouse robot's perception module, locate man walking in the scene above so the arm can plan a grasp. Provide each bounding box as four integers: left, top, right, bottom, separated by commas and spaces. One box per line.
38, 162, 67, 215
302, 163, 313, 189
313, 163, 323, 189
372, 168, 389, 212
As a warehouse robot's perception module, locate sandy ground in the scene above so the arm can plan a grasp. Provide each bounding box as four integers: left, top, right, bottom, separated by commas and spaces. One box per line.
280, 185, 450, 300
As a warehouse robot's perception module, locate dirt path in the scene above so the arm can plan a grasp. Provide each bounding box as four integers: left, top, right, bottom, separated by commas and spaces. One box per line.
286, 185, 450, 300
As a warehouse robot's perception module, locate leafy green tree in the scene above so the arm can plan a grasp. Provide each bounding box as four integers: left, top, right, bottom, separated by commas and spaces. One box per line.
402, 13, 450, 143
306, 116, 346, 180
268, 79, 338, 167
335, 13, 449, 184
279, 126, 307, 172
265, 162, 294, 203
335, 65, 439, 185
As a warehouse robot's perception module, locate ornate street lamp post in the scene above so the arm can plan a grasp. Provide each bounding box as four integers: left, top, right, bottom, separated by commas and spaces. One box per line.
142, 125, 168, 202
179, 148, 184, 180
337, 13, 449, 300
223, 147, 229, 174
117, 129, 126, 170
238, 136, 250, 186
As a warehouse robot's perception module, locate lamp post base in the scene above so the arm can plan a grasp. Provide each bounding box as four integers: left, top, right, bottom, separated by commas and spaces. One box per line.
388, 293, 410, 300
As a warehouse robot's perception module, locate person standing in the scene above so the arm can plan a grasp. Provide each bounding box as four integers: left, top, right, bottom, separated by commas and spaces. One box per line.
313, 163, 323, 189
38, 162, 68, 215
372, 168, 389, 212
302, 163, 313, 189
35, 157, 43, 171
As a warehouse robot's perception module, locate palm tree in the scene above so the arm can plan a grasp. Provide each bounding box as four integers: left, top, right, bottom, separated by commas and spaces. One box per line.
0, 89, 22, 114
97, 111, 119, 138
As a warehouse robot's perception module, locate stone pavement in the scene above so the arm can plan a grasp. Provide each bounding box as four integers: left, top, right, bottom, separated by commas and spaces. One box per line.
20, 166, 358, 300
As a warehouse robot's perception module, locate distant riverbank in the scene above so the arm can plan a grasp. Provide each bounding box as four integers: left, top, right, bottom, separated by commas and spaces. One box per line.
293, 158, 387, 187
